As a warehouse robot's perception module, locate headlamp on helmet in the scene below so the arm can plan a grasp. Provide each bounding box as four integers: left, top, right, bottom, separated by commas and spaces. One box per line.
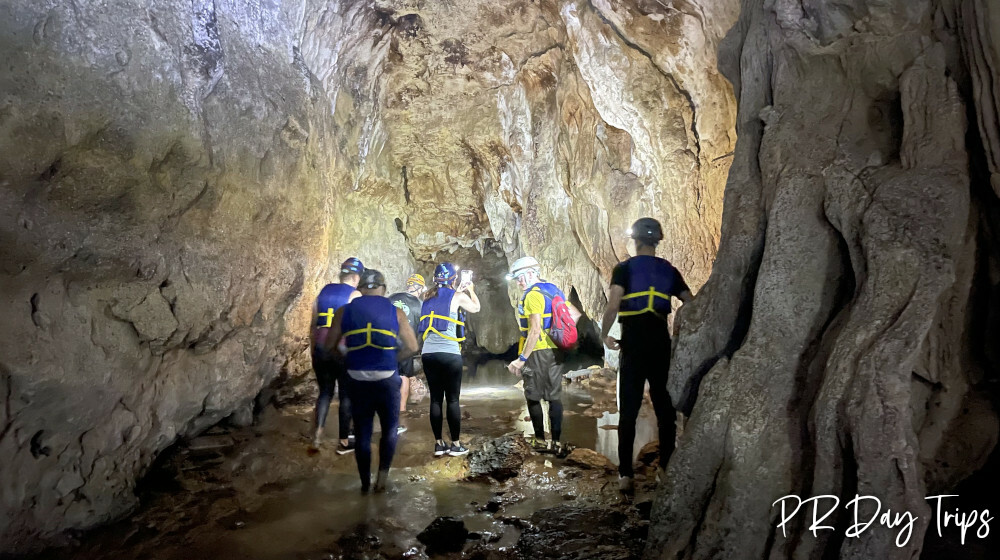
628, 217, 663, 244
434, 262, 459, 285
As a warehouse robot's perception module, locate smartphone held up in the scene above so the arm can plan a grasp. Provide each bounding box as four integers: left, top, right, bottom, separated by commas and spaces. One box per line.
458, 269, 473, 291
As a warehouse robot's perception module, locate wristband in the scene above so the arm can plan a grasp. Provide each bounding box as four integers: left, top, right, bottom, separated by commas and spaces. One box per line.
518, 354, 528, 362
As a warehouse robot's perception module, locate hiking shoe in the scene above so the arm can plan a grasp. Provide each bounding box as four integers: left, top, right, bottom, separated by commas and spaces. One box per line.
448, 442, 469, 456
336, 441, 356, 455
537, 440, 556, 454
554, 442, 573, 459
396, 425, 408, 435
374, 469, 390, 493
619, 475, 635, 494
434, 441, 449, 457
528, 436, 549, 452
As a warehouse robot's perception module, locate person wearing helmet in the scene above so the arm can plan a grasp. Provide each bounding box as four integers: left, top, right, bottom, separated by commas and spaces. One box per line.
600, 217, 692, 494
389, 273, 427, 421
506, 256, 571, 456
321, 269, 419, 493
419, 262, 481, 457
310, 257, 365, 454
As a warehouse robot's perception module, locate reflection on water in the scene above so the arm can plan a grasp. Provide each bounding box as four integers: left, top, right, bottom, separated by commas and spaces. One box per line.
215, 474, 499, 560
464, 358, 519, 386
49, 361, 662, 560
595, 410, 657, 467
459, 360, 658, 467
409, 359, 658, 466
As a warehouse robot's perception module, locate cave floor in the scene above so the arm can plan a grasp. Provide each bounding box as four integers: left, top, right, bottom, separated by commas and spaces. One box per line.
41, 366, 660, 559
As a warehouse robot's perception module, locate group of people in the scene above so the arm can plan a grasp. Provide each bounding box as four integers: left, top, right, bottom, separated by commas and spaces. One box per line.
308, 217, 691, 495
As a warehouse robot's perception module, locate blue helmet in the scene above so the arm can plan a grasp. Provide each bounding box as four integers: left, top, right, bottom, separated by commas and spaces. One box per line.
340, 257, 364, 275
433, 262, 458, 285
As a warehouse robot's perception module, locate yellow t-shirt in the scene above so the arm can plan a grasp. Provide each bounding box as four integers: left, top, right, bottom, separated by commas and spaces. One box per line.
519, 289, 556, 352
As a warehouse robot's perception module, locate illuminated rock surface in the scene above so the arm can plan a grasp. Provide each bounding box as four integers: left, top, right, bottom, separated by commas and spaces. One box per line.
1, 0, 997, 557
0, 0, 735, 550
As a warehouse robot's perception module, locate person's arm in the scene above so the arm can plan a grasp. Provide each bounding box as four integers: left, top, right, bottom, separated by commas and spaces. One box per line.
348, 289, 362, 302
672, 268, 693, 304
396, 308, 419, 361
601, 285, 625, 350
508, 313, 542, 374
455, 283, 481, 313
321, 307, 347, 359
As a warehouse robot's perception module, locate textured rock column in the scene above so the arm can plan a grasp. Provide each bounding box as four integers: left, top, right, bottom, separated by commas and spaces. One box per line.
651, 1, 999, 559
0, 0, 413, 551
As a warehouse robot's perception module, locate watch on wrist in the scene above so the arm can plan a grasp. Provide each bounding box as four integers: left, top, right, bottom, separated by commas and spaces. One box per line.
518, 354, 528, 362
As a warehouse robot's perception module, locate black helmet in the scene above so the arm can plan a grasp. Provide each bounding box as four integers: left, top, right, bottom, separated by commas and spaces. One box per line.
629, 217, 663, 244
359, 269, 386, 289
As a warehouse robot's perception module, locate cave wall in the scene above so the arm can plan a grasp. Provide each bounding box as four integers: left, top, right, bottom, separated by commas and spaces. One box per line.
0, 0, 740, 550
650, 0, 1000, 558
0, 0, 416, 550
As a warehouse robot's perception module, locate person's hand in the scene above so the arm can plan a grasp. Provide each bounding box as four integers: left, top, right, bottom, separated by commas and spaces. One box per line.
604, 336, 620, 351
460, 281, 475, 293
507, 359, 525, 375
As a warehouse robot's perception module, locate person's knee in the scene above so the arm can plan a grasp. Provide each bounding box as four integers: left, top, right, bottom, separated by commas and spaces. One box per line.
619, 409, 640, 423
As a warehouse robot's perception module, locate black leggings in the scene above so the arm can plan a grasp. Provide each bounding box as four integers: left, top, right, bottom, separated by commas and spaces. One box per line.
314, 359, 352, 440
618, 341, 676, 477
527, 399, 563, 442
423, 352, 464, 441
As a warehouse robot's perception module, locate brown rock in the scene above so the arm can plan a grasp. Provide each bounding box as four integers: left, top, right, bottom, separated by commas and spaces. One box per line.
636, 441, 659, 467
564, 448, 614, 472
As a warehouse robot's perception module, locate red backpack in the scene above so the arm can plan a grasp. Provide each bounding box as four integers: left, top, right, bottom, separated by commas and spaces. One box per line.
532, 283, 579, 350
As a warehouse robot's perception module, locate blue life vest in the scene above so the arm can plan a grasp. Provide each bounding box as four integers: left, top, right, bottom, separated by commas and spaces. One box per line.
619, 256, 675, 318
517, 282, 559, 333
341, 296, 400, 371
419, 288, 466, 342
315, 283, 355, 328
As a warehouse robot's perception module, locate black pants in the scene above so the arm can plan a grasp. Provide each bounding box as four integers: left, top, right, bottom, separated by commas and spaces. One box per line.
618, 340, 675, 477
314, 358, 352, 440
423, 352, 464, 441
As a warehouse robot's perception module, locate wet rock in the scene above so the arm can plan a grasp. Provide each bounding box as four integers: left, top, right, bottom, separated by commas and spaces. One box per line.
564, 365, 604, 381
466, 435, 531, 482
518, 504, 645, 559
466, 543, 520, 560
563, 448, 614, 472
635, 501, 653, 521
337, 524, 383, 557
186, 435, 235, 455
416, 516, 469, 554
636, 441, 659, 467
225, 402, 255, 428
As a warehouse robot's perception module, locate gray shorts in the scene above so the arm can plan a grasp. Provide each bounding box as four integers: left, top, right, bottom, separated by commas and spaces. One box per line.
523, 348, 566, 401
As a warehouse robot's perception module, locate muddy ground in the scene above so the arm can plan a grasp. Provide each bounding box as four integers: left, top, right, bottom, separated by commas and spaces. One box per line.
32, 365, 664, 560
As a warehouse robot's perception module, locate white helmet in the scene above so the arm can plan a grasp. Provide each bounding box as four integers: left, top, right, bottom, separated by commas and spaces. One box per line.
508, 256, 540, 278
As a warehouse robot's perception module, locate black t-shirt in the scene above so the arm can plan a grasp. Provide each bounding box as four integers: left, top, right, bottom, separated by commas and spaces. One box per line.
388, 292, 422, 333
611, 256, 689, 345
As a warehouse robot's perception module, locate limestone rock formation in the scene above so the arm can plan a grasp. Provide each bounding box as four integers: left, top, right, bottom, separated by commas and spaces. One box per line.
0, 0, 411, 551
651, 1, 1000, 558
1, 0, 738, 551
